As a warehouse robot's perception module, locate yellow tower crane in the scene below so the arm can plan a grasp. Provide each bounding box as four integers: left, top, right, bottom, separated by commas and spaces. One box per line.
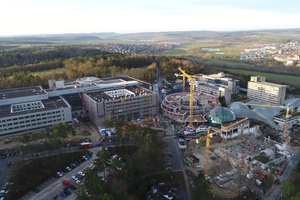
244, 103, 292, 144
174, 72, 206, 93
196, 118, 249, 177
175, 67, 198, 128
174, 71, 186, 92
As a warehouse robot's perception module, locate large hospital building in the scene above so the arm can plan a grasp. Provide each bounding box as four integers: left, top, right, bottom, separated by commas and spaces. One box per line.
0, 76, 158, 136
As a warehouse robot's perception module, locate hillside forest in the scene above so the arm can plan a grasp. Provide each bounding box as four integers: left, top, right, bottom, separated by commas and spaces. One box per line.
0, 46, 299, 94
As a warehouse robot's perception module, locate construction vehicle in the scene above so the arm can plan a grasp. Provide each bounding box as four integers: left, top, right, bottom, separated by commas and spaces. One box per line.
244, 103, 292, 143
196, 118, 249, 176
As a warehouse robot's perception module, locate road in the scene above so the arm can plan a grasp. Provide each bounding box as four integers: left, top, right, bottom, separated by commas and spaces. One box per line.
265, 151, 300, 200
0, 122, 192, 200
162, 123, 191, 200
0, 154, 21, 188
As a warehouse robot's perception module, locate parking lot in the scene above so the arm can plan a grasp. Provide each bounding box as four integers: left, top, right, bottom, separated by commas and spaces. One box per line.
19, 148, 99, 200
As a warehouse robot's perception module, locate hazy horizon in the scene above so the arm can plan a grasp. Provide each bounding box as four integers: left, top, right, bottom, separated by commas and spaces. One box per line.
1, 0, 300, 37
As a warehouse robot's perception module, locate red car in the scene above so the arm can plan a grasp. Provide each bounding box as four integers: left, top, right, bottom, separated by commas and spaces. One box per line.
62, 180, 69, 187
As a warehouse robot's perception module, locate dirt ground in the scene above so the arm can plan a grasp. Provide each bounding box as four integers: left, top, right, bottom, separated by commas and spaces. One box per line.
183, 138, 241, 199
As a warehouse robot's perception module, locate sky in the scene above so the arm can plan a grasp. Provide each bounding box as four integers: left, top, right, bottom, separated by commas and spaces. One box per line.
1, 0, 300, 36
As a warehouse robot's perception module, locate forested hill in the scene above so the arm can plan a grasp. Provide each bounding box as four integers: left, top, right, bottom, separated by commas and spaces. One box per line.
0, 52, 209, 90
0, 47, 105, 68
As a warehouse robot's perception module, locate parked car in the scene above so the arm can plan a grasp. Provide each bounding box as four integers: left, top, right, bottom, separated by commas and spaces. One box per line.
56, 171, 63, 178
78, 171, 85, 177
72, 176, 78, 181
62, 180, 70, 187
7, 161, 13, 167
60, 191, 68, 198
63, 190, 71, 196
89, 163, 95, 169
74, 161, 80, 166
32, 187, 40, 193
1, 185, 10, 194
70, 163, 77, 169
65, 166, 72, 172
69, 184, 77, 190
75, 174, 83, 179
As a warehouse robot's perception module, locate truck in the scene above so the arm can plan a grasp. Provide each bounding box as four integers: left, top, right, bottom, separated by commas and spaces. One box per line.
79, 142, 92, 149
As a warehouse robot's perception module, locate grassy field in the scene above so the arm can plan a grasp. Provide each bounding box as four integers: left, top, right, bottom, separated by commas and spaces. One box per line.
224, 68, 300, 88
31, 68, 65, 76
203, 60, 252, 68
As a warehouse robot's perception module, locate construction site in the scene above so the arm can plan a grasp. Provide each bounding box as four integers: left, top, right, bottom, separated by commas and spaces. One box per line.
162, 68, 300, 199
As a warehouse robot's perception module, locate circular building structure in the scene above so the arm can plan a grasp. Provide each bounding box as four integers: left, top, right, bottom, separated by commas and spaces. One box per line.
161, 91, 220, 125
206, 106, 236, 127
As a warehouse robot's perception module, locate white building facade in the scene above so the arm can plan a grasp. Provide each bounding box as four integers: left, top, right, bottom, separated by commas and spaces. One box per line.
247, 76, 288, 105
0, 86, 72, 135
0, 76, 157, 136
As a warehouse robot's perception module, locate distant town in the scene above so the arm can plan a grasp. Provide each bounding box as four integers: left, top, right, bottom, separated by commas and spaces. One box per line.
240, 41, 300, 66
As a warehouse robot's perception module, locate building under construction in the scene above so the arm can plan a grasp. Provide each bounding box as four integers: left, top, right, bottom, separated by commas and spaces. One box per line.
161, 91, 220, 125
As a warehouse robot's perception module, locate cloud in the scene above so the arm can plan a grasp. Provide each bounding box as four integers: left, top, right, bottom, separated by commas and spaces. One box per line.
191, 0, 300, 14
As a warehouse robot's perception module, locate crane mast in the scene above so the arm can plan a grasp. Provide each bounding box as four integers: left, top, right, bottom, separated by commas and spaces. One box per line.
177, 67, 196, 128
244, 103, 292, 144
196, 118, 249, 176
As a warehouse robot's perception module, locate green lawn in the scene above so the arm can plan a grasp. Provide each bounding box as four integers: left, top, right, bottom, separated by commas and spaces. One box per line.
224, 68, 300, 87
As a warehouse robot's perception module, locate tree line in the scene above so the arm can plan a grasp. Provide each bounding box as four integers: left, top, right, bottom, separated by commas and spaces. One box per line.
0, 52, 207, 89
0, 46, 103, 68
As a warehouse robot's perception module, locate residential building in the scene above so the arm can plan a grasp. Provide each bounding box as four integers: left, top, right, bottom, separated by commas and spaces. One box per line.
247, 76, 288, 105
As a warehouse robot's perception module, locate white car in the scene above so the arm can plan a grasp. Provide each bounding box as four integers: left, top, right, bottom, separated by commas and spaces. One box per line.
78, 171, 85, 177
56, 171, 63, 177
89, 163, 95, 169
65, 166, 72, 172
72, 175, 78, 181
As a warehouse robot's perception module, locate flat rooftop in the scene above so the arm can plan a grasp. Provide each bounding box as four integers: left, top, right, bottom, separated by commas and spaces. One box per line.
250, 81, 287, 87
0, 96, 70, 118
0, 86, 46, 100
86, 86, 154, 102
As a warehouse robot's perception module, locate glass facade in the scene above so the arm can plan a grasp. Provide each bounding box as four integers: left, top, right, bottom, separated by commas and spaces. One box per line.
206, 107, 236, 126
